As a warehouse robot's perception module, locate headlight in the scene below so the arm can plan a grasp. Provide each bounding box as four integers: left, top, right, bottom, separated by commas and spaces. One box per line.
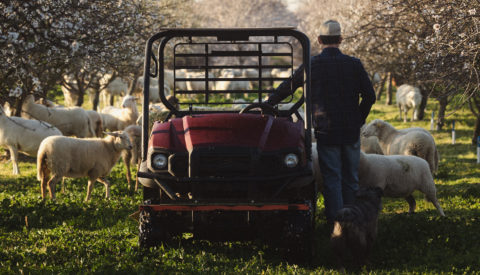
284, 153, 299, 168
152, 153, 168, 169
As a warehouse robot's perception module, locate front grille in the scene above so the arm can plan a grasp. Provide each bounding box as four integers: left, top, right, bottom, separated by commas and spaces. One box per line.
198, 154, 251, 177
168, 148, 299, 178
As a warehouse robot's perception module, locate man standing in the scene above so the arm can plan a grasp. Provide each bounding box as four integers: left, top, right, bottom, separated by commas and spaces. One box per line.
266, 20, 376, 231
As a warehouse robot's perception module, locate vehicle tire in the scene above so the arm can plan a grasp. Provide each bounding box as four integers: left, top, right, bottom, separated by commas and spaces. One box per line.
284, 205, 315, 264
138, 207, 168, 248
143, 185, 160, 203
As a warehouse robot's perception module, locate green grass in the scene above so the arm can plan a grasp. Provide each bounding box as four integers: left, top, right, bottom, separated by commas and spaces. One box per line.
1, 98, 480, 274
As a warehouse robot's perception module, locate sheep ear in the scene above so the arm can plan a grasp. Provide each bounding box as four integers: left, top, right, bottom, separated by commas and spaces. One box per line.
104, 131, 119, 137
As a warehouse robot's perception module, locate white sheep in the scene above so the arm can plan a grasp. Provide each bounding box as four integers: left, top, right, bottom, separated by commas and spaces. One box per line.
362, 119, 439, 175
135, 76, 171, 103
396, 84, 422, 122
186, 71, 215, 91
100, 95, 139, 131
215, 70, 252, 99
100, 74, 129, 106
311, 142, 444, 216
360, 135, 384, 154
37, 131, 132, 201
34, 98, 100, 138
0, 105, 62, 175
21, 94, 95, 138
85, 110, 103, 137
121, 125, 142, 191
358, 151, 445, 216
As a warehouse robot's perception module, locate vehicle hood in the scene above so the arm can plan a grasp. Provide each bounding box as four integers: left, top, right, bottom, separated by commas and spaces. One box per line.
149, 113, 304, 152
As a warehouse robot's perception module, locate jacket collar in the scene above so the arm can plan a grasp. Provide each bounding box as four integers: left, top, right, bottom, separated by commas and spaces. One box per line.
320, 47, 342, 56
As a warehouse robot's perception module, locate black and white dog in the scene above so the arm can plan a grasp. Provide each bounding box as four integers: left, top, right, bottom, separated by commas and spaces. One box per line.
330, 186, 383, 270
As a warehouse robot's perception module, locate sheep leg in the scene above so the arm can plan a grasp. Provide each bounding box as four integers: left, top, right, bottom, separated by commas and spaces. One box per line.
403, 109, 408, 123
97, 177, 111, 199
61, 178, 66, 194
47, 175, 62, 200
424, 191, 446, 216
134, 159, 141, 192
85, 180, 96, 201
405, 195, 416, 213
123, 154, 132, 190
8, 146, 19, 175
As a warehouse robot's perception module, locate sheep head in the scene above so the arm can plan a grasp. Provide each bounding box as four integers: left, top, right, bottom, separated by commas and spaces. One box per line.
105, 131, 133, 151
362, 119, 385, 138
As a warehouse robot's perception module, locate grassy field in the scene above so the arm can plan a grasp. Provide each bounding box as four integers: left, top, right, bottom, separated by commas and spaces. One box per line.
1, 98, 480, 274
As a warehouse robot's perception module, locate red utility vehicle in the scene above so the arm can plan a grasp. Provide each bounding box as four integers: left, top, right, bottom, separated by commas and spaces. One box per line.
137, 28, 316, 260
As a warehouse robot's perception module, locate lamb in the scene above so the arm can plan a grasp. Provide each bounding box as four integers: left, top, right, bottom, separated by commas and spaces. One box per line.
0, 105, 62, 175
358, 151, 445, 216
21, 94, 95, 138
100, 95, 139, 131
362, 119, 439, 175
121, 125, 142, 191
396, 84, 422, 122
37, 131, 132, 201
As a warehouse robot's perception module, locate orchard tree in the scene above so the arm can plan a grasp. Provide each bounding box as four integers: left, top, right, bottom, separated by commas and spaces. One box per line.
0, 0, 193, 111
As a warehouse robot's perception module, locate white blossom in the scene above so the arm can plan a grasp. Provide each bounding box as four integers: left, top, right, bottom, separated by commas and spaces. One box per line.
468, 9, 476, 15
433, 23, 441, 33
9, 87, 23, 98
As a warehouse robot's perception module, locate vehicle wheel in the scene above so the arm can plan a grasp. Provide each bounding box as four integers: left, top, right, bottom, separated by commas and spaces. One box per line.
284, 206, 315, 264
138, 207, 169, 248
143, 185, 160, 203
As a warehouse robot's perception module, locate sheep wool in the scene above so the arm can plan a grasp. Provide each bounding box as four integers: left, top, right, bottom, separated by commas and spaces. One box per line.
37, 132, 132, 201
358, 152, 445, 216
362, 119, 439, 175
0, 106, 62, 175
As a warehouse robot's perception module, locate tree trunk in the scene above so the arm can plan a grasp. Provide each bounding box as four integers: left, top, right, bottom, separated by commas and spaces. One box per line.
92, 90, 101, 111
375, 73, 387, 101
385, 72, 393, 105
76, 88, 85, 107
472, 115, 480, 145
436, 97, 448, 131
417, 89, 429, 120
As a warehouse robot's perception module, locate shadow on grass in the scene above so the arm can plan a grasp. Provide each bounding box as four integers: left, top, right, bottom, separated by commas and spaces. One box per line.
369, 209, 480, 272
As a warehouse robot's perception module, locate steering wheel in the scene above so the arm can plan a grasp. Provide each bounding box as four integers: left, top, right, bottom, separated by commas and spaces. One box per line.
239, 103, 278, 116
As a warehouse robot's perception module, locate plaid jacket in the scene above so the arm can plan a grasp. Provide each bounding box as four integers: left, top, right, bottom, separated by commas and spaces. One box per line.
267, 47, 376, 145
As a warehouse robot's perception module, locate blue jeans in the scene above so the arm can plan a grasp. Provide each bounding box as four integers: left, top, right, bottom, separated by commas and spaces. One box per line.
316, 139, 360, 223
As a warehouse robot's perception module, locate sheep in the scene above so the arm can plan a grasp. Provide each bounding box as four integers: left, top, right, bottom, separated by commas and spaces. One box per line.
100, 74, 129, 106
135, 76, 170, 103
360, 135, 384, 154
0, 105, 62, 175
21, 94, 95, 138
121, 125, 141, 191
34, 98, 100, 138
396, 84, 422, 122
311, 142, 444, 216
85, 110, 103, 137
100, 95, 139, 131
360, 125, 383, 154
215, 70, 252, 99
358, 151, 445, 216
186, 71, 215, 91
361, 119, 439, 175
37, 131, 132, 201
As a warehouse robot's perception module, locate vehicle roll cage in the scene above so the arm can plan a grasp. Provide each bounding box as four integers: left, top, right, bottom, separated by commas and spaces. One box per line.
141, 28, 312, 162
